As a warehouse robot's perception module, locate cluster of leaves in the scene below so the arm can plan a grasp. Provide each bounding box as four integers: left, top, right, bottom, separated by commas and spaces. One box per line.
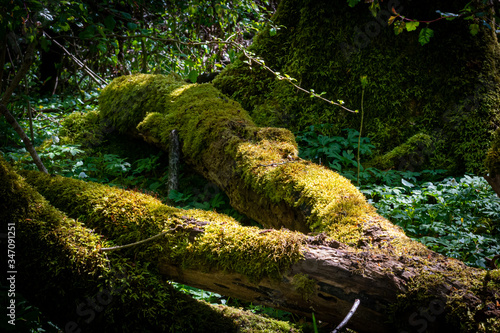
295, 125, 447, 186
362, 176, 500, 268
297, 125, 500, 268
2, 0, 277, 99
347, 0, 500, 45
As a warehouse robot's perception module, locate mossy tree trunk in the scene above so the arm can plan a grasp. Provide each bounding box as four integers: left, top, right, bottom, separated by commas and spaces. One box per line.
13, 73, 500, 332
485, 127, 500, 197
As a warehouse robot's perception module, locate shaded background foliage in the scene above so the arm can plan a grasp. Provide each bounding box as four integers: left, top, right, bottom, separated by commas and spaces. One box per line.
214, 0, 500, 174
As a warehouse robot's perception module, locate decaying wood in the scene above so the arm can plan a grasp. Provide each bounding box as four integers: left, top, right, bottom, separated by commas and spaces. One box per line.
20, 168, 500, 333
167, 129, 180, 204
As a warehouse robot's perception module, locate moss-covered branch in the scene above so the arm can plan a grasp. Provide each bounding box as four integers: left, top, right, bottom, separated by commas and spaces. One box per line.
0, 158, 303, 332
20, 168, 500, 332
96, 73, 409, 249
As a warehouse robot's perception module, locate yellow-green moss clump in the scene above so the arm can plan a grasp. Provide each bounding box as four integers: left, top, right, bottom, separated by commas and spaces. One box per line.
485, 128, 500, 177
21, 169, 306, 282
59, 110, 109, 147
367, 133, 433, 171
291, 273, 316, 300
389, 261, 500, 333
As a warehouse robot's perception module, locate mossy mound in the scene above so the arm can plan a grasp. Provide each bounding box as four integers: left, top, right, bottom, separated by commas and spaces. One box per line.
59, 110, 110, 147
485, 127, 500, 177
367, 133, 433, 171
214, 0, 500, 174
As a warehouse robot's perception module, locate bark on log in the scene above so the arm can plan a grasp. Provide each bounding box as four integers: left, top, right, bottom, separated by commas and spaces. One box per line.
485, 127, 500, 197
20, 168, 500, 333
0, 157, 303, 333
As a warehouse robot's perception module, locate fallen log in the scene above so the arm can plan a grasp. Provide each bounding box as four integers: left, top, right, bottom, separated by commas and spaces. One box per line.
21, 168, 500, 333
97, 74, 380, 242
0, 157, 302, 333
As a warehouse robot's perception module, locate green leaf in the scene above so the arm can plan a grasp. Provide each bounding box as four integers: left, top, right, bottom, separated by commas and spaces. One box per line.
269, 27, 277, 36
469, 23, 480, 36
127, 22, 138, 30
347, 0, 361, 8
405, 21, 420, 32
97, 43, 107, 53
188, 70, 199, 83
79, 25, 95, 39
418, 27, 434, 45
40, 37, 51, 52
104, 15, 116, 31
394, 21, 405, 35
95, 25, 106, 38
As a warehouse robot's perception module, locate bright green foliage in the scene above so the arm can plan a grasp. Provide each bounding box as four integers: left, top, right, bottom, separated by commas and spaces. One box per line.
214, 0, 500, 174
295, 126, 375, 169
294, 125, 447, 185
418, 26, 434, 45
485, 127, 500, 177
363, 175, 500, 268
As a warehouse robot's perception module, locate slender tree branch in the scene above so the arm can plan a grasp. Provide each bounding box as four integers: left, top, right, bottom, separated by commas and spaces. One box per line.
0, 104, 48, 174
332, 299, 361, 333
0, 32, 6, 94
0, 33, 48, 174
100, 231, 169, 252
42, 32, 107, 87
1, 36, 37, 105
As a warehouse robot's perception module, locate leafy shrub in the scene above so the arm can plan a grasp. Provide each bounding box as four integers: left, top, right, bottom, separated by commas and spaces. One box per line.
295, 125, 447, 186
362, 175, 500, 268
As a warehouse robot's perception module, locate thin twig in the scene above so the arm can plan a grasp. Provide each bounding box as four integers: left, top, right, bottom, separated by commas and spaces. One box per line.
43, 32, 107, 87
100, 230, 169, 252
332, 299, 360, 333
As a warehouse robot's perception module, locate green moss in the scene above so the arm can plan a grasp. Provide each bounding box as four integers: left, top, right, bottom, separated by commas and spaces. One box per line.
291, 273, 316, 300
98, 73, 420, 249
59, 110, 109, 147
485, 128, 500, 177
209, 304, 302, 332
98, 74, 187, 133
1, 158, 306, 332
214, 0, 500, 174
388, 258, 500, 333
367, 133, 433, 171
21, 170, 306, 282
